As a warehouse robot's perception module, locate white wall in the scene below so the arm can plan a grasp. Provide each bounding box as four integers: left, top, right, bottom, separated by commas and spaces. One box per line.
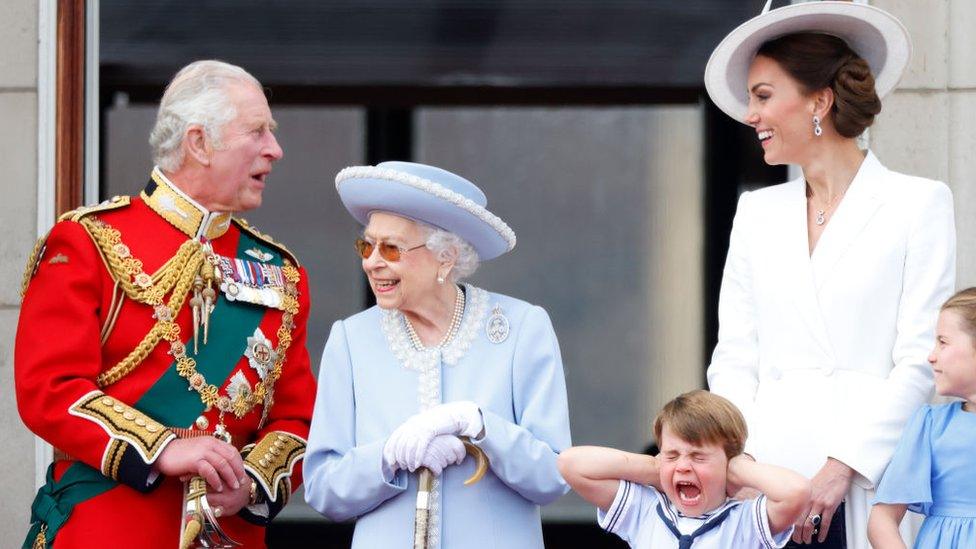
0, 0, 42, 540
870, 0, 976, 286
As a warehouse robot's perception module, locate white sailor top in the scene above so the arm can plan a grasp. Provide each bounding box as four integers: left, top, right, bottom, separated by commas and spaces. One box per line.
598, 481, 792, 549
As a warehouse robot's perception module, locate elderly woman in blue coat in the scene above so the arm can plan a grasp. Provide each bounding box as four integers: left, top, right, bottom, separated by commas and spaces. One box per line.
304, 162, 572, 548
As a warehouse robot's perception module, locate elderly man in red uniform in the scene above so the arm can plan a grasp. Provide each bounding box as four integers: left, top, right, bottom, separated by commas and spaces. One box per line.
16, 59, 316, 548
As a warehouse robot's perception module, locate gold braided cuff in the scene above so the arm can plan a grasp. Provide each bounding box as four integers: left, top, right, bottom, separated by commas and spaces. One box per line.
242, 431, 306, 503
69, 391, 175, 464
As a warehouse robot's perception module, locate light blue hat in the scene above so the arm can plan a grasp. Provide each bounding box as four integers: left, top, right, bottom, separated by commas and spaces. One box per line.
335, 161, 516, 261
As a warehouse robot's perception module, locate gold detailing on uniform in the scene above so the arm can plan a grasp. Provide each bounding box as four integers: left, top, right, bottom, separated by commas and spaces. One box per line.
32, 524, 47, 549
80, 216, 204, 306
189, 258, 220, 353
100, 282, 125, 344
47, 253, 69, 264
59, 195, 131, 223
248, 478, 259, 506
20, 236, 48, 299
89, 223, 205, 387
146, 169, 232, 240
83, 214, 301, 437
242, 432, 306, 503
68, 391, 175, 463
234, 218, 300, 267
103, 438, 127, 480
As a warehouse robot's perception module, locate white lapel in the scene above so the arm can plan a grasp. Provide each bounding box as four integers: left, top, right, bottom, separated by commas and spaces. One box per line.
782, 178, 836, 363
809, 151, 885, 291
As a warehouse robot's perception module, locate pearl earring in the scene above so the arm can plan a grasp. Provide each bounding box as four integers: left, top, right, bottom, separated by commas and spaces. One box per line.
437, 275, 445, 284
813, 115, 823, 137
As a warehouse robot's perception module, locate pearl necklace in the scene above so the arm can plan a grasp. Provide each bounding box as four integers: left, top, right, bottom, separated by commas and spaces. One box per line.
404, 285, 466, 350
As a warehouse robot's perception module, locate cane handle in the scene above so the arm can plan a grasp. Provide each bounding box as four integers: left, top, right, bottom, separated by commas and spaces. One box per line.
461, 439, 489, 486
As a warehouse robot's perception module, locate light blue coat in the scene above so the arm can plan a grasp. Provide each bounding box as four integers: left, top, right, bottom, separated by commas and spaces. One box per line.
304, 286, 572, 548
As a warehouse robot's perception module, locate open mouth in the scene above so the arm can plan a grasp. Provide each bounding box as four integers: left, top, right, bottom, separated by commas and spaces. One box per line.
757, 129, 775, 144
250, 172, 269, 184
675, 481, 703, 506
373, 279, 400, 293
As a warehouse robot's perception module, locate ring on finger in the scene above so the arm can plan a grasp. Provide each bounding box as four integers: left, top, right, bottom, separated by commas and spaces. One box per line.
810, 513, 822, 537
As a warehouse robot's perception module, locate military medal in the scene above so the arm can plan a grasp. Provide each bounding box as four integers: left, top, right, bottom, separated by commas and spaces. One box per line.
486, 305, 510, 344
245, 328, 276, 380
216, 254, 288, 310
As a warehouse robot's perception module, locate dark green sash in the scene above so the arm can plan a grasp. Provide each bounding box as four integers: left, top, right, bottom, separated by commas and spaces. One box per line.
23, 463, 115, 548
24, 232, 281, 546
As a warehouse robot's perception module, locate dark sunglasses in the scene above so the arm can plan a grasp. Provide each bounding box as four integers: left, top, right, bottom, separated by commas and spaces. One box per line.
354, 238, 426, 262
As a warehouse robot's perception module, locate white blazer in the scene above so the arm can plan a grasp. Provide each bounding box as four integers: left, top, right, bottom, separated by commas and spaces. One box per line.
707, 151, 955, 548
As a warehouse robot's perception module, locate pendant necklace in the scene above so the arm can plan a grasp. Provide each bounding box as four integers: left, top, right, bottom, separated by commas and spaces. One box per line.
807, 182, 848, 226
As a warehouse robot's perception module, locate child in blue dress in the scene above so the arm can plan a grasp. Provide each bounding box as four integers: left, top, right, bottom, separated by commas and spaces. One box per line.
869, 287, 976, 548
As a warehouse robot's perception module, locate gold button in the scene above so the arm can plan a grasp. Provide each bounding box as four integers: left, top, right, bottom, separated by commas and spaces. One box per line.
113, 405, 125, 413
146, 424, 159, 433
122, 411, 135, 421
101, 397, 114, 406
195, 416, 210, 430
259, 459, 268, 468
135, 418, 146, 426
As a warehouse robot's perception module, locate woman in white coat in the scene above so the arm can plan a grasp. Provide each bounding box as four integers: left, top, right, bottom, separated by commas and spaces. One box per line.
703, 3, 955, 549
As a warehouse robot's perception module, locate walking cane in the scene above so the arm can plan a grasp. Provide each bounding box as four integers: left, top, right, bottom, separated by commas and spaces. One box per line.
413, 438, 489, 549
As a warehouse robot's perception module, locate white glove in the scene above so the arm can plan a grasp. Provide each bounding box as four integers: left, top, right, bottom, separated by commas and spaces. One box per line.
383, 401, 483, 472
417, 435, 466, 476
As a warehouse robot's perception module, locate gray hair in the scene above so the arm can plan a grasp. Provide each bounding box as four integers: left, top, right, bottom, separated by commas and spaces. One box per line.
419, 225, 480, 281
149, 60, 262, 171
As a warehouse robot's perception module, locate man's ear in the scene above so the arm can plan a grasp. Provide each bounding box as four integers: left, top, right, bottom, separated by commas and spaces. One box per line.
184, 125, 212, 166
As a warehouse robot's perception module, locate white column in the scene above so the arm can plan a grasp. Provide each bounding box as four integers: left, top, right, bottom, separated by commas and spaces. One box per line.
870, 0, 975, 286
0, 0, 44, 536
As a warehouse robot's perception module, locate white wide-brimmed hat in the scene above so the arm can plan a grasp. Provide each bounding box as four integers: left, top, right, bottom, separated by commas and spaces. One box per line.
704, 0, 911, 123
335, 161, 516, 261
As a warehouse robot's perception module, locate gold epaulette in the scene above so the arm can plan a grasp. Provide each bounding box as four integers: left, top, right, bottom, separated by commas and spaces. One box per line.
233, 218, 300, 267
59, 195, 131, 222
20, 196, 132, 299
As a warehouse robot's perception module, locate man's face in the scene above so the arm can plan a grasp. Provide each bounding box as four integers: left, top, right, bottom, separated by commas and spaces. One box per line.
205, 82, 283, 212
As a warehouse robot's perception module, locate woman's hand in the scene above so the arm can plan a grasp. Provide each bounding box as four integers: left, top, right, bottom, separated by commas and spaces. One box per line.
383, 402, 483, 472
793, 458, 853, 544
417, 435, 467, 475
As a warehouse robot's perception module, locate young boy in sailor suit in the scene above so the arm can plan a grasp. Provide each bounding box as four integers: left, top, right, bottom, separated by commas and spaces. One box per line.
558, 390, 810, 548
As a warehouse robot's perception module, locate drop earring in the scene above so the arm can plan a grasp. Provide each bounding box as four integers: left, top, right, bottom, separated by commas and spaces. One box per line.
813, 115, 823, 137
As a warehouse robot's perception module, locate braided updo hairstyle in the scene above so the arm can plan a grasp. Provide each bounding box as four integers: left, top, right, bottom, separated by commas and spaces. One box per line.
757, 33, 882, 138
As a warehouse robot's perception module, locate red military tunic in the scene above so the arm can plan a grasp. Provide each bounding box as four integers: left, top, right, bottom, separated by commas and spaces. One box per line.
16, 169, 316, 548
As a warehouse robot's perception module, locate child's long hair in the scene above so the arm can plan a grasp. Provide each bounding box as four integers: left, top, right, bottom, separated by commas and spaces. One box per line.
653, 390, 747, 459
942, 287, 976, 342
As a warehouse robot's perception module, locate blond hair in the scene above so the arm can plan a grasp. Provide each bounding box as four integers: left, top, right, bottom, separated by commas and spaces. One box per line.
653, 390, 747, 459
942, 287, 976, 344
